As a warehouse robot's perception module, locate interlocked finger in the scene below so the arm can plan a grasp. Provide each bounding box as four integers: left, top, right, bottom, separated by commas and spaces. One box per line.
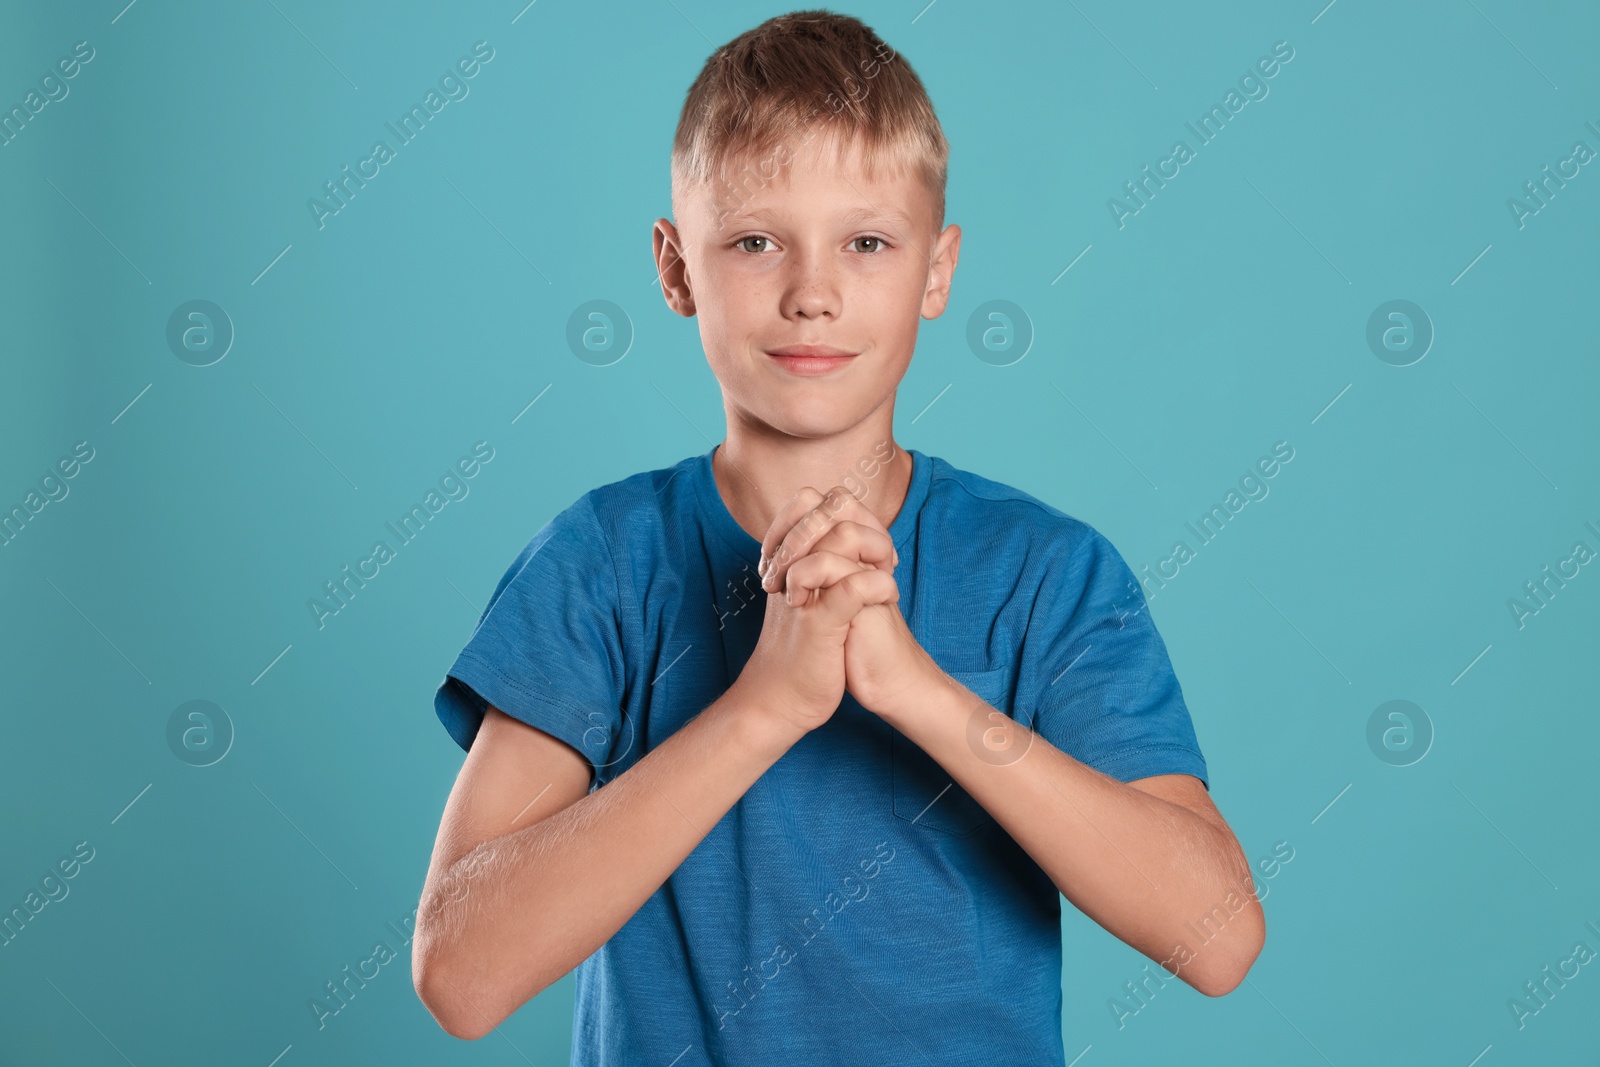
808, 521, 895, 577
784, 549, 876, 609
811, 565, 900, 623
759, 484, 895, 594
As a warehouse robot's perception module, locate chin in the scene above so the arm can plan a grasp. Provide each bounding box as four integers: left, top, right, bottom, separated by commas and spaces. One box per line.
754, 399, 862, 439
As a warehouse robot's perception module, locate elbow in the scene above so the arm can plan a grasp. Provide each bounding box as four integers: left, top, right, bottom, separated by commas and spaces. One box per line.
415, 975, 490, 1041
1191, 907, 1266, 998
414, 953, 486, 1040
415, 955, 509, 1041
1192, 965, 1250, 999
412, 909, 515, 1041
411, 900, 559, 1040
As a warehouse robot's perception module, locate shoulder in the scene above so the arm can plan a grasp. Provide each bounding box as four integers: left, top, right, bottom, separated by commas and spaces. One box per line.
527, 453, 699, 561
919, 453, 1123, 567
487, 455, 699, 607
914, 454, 1155, 657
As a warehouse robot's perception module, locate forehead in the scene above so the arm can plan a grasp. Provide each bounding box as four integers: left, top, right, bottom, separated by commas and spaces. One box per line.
684, 128, 932, 232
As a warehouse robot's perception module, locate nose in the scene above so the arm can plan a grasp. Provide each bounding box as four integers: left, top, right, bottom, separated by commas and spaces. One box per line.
781, 247, 840, 321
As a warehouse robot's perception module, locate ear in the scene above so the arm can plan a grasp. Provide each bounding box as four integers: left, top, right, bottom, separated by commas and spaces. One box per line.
919, 223, 961, 320
653, 219, 696, 318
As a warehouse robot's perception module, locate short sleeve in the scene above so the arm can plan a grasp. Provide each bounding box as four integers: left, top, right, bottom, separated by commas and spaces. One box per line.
433, 494, 626, 784
1021, 528, 1209, 789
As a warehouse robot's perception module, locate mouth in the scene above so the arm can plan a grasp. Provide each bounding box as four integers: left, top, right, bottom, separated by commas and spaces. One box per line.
764, 345, 859, 376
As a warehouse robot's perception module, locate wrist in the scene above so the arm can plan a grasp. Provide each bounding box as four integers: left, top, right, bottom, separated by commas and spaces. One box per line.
874, 657, 956, 730
720, 677, 813, 758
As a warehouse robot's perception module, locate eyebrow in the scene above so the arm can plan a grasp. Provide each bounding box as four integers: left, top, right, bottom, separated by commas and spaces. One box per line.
838, 205, 918, 232
717, 205, 918, 234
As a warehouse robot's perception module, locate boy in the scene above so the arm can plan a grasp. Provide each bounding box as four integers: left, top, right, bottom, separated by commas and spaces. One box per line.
415, 10, 1263, 1064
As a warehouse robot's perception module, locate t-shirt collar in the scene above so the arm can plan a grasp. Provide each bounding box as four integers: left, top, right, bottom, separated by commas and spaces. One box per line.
697, 443, 929, 563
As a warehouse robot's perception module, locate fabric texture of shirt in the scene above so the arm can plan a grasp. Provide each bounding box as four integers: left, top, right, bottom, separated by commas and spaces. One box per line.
434, 443, 1209, 1066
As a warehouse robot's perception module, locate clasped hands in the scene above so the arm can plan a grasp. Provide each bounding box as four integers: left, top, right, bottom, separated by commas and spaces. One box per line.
747, 483, 944, 730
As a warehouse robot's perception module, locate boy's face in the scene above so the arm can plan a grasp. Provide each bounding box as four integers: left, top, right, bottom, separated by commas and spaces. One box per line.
654, 130, 961, 440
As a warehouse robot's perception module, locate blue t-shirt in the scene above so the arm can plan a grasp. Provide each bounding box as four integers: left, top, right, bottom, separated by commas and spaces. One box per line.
434, 444, 1208, 1066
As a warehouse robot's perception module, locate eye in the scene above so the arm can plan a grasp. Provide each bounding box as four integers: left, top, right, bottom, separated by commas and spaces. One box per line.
851, 235, 888, 253
735, 235, 773, 254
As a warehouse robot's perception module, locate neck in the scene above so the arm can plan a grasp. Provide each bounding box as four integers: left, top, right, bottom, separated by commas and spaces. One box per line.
711, 422, 911, 545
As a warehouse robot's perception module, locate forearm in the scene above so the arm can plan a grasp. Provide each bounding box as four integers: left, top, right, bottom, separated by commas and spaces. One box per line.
418, 682, 804, 1035
879, 676, 1260, 996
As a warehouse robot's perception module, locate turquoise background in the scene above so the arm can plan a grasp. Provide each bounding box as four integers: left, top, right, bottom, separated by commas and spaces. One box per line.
3, 0, 1597, 1063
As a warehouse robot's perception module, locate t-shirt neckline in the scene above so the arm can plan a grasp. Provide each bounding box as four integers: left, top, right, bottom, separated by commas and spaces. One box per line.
696, 443, 930, 562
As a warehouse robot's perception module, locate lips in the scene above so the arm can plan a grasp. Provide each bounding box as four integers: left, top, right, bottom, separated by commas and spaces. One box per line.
766, 345, 856, 358
764, 345, 858, 376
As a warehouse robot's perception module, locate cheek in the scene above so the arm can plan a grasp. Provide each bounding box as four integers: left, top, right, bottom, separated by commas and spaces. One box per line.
699, 265, 759, 322
695, 309, 760, 390
881, 339, 916, 383
864, 282, 923, 350
699, 285, 756, 350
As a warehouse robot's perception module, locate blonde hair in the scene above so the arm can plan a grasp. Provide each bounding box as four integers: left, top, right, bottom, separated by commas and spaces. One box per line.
670, 9, 949, 234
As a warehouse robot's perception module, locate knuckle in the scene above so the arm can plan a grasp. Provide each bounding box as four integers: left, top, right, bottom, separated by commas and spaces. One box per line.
820, 521, 861, 550
812, 549, 848, 573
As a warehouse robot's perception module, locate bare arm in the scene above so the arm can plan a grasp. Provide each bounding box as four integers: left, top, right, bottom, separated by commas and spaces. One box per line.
413, 492, 898, 1039
879, 671, 1264, 997
756, 492, 1265, 996
413, 688, 804, 1040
